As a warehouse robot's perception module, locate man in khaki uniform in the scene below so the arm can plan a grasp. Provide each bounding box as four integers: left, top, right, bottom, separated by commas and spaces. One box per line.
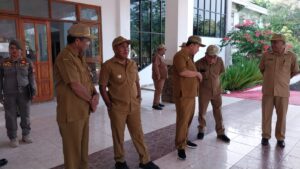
195, 45, 230, 143
152, 44, 167, 110
54, 24, 99, 169
260, 33, 299, 148
173, 35, 205, 160
99, 36, 159, 169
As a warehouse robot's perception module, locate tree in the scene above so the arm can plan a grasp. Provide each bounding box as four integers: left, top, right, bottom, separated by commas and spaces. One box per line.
251, 0, 271, 8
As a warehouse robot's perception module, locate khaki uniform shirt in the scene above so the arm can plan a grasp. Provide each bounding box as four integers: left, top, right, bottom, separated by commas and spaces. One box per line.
195, 56, 225, 96
152, 53, 168, 80
99, 57, 140, 112
259, 50, 299, 97
54, 45, 94, 123
173, 50, 198, 98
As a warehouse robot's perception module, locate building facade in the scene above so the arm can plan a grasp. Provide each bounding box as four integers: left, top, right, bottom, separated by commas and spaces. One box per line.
0, 0, 233, 101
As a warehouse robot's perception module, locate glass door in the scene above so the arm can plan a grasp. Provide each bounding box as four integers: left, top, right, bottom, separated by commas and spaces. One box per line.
21, 20, 53, 102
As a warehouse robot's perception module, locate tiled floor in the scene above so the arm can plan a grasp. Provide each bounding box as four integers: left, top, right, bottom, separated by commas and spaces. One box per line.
0, 90, 299, 169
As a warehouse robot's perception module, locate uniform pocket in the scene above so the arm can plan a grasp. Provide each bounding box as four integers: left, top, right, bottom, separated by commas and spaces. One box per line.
111, 71, 126, 84
19, 66, 29, 76
282, 59, 291, 73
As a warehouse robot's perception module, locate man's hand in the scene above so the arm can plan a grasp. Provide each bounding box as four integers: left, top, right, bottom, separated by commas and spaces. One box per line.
89, 94, 99, 113
105, 101, 112, 112
197, 72, 203, 82
0, 96, 3, 104
137, 94, 142, 102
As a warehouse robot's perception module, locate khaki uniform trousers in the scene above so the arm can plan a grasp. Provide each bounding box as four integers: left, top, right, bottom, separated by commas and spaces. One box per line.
262, 95, 288, 141
175, 97, 195, 149
109, 109, 150, 164
58, 117, 89, 169
153, 78, 166, 105
198, 93, 225, 135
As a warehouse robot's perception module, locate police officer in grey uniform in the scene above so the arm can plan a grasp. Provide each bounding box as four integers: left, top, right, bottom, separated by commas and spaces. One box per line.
0, 40, 36, 148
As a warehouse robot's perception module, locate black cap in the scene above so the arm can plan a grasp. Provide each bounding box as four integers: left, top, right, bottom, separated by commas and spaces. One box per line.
9, 40, 23, 50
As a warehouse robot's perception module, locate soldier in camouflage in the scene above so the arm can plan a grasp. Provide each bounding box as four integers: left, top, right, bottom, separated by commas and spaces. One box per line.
0, 40, 36, 148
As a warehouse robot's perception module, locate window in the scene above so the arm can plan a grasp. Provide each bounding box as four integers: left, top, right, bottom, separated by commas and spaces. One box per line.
51, 2, 76, 21
0, 18, 17, 58
19, 0, 49, 18
85, 25, 100, 57
37, 24, 48, 62
130, 0, 165, 70
80, 6, 99, 21
0, 0, 16, 12
193, 0, 227, 38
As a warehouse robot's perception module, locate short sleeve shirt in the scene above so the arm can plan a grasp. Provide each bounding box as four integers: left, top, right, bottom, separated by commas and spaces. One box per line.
99, 57, 140, 112
195, 56, 225, 96
54, 45, 94, 123
173, 50, 198, 98
152, 53, 168, 80
259, 50, 299, 97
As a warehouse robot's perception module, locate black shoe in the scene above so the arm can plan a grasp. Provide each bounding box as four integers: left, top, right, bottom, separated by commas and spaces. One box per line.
158, 103, 165, 107
139, 161, 160, 169
152, 105, 162, 110
0, 158, 8, 167
217, 134, 230, 143
177, 149, 186, 160
261, 138, 269, 146
186, 140, 197, 149
277, 140, 285, 148
115, 161, 129, 169
197, 132, 204, 140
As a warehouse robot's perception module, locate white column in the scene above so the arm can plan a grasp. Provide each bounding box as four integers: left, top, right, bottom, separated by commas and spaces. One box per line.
117, 0, 131, 38
225, 0, 233, 67
164, 0, 194, 65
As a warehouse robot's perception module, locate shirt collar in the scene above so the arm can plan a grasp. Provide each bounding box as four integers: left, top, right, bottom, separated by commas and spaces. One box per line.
112, 56, 130, 65
66, 45, 80, 58
270, 48, 289, 55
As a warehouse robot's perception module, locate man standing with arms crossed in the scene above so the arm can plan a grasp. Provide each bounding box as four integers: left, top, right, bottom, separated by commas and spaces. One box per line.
173, 35, 205, 160
260, 33, 299, 148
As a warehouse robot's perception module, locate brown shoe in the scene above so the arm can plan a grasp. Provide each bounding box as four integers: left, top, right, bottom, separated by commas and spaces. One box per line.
10, 138, 19, 148
22, 135, 33, 143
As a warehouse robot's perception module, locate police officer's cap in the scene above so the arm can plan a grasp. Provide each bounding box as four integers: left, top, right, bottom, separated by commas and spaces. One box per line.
187, 35, 206, 47
157, 44, 166, 50
179, 42, 186, 47
9, 40, 23, 50
270, 33, 286, 42
206, 45, 220, 56
112, 36, 131, 48
68, 23, 96, 39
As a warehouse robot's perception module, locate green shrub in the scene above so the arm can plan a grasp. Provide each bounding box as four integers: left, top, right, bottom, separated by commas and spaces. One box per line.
221, 58, 262, 91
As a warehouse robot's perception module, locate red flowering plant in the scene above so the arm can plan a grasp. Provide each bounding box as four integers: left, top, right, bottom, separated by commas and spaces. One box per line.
220, 20, 273, 58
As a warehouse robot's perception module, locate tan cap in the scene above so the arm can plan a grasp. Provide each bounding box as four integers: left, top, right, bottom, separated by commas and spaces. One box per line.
206, 45, 219, 56
187, 35, 206, 47
9, 39, 23, 50
157, 44, 166, 50
112, 36, 131, 48
271, 33, 286, 42
68, 23, 96, 39
179, 42, 186, 47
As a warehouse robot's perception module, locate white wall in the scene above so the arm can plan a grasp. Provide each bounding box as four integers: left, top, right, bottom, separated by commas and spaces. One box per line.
138, 64, 153, 86
66, 0, 130, 62
164, 0, 195, 65
193, 37, 225, 62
